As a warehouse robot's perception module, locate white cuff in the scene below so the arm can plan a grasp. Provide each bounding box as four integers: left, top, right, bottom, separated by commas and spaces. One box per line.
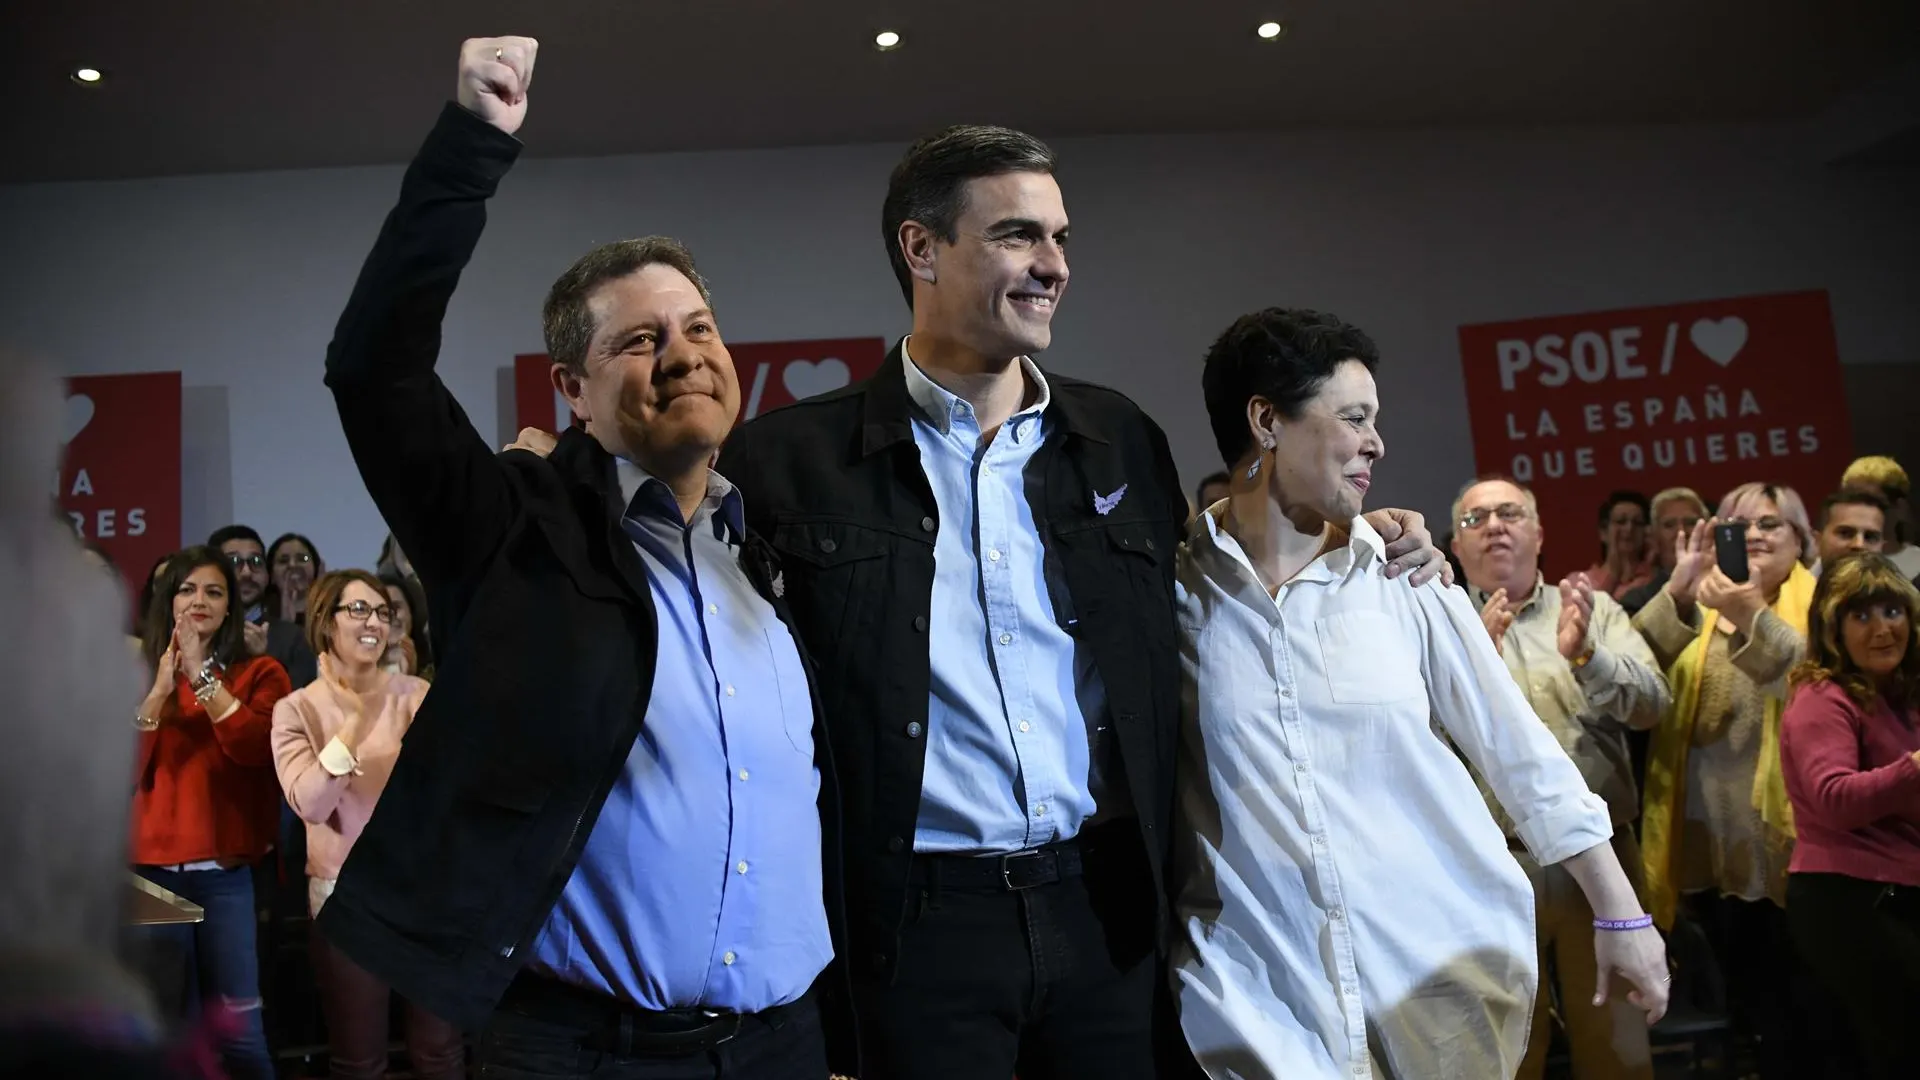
318, 736, 361, 777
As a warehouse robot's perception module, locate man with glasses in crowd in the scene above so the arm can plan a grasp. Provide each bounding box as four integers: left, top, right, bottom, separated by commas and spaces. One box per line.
1449, 476, 1672, 1080
209, 525, 317, 688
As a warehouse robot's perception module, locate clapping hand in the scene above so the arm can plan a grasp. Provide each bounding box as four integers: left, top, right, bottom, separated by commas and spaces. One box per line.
1480, 588, 1515, 655
1556, 573, 1594, 661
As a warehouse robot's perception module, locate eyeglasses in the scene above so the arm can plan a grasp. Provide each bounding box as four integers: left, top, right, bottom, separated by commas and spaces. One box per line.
225, 553, 265, 570
1458, 503, 1531, 531
275, 552, 315, 567
1723, 516, 1788, 534
334, 600, 396, 625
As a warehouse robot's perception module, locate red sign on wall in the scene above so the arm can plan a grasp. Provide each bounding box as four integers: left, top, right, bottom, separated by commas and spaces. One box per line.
513, 337, 888, 434
60, 371, 182, 599
1458, 290, 1853, 579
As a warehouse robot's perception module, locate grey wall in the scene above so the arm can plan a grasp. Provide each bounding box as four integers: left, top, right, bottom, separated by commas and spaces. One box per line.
4, 113, 1915, 565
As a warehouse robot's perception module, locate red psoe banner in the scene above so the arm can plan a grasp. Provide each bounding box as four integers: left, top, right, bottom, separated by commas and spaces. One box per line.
60, 371, 182, 599
513, 337, 888, 434
1457, 290, 1853, 580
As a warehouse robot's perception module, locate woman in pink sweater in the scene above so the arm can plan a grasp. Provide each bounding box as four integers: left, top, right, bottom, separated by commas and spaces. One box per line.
271, 570, 462, 1079
1781, 552, 1920, 1079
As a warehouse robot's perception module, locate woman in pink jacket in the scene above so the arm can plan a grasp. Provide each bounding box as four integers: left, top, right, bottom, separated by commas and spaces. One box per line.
271, 570, 462, 1079
1781, 552, 1920, 1079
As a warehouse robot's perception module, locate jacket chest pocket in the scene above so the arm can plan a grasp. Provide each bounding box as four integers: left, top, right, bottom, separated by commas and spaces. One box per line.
770, 521, 891, 676
1054, 519, 1172, 633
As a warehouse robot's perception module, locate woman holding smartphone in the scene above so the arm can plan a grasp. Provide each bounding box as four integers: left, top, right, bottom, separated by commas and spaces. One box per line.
1632, 482, 1819, 1075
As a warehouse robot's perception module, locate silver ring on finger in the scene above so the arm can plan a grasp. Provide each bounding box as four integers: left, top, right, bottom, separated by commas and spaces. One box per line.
495, 47, 504, 61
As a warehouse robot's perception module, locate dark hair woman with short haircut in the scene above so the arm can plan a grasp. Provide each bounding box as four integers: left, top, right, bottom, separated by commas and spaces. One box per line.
1780, 553, 1920, 1078
129, 546, 293, 1079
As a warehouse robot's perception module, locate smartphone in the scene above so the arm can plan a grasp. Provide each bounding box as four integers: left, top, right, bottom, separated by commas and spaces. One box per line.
1713, 523, 1749, 583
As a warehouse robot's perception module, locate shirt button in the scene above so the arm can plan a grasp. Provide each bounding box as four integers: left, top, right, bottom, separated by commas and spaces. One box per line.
1018, 721, 1030, 733
920, 516, 935, 533
1312, 834, 1327, 846
887, 836, 905, 853
1280, 686, 1293, 698
707, 603, 718, 615
999, 632, 1013, 645
905, 722, 923, 739
1295, 763, 1308, 773
913, 615, 928, 633
1035, 803, 1048, 816
725, 685, 736, 697
722, 951, 736, 966
737, 769, 749, 782
818, 538, 837, 554
988, 549, 1001, 562
736, 861, 749, 875
1330, 907, 1344, 921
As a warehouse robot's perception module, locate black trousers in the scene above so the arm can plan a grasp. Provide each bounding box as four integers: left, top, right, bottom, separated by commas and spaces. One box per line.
1786, 872, 1920, 1080
1687, 891, 1859, 1079
852, 824, 1166, 1080
474, 982, 827, 1080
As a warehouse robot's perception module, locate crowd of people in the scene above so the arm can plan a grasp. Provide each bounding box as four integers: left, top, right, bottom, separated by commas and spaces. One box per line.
5, 31, 1918, 1080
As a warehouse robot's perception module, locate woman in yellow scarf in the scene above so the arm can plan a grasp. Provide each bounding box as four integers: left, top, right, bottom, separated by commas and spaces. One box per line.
1632, 482, 1820, 1076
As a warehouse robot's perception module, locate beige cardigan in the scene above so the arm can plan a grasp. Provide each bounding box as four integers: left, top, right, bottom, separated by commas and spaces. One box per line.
270, 655, 429, 882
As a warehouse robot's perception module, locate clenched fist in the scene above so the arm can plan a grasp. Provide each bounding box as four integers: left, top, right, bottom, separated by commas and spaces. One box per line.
457, 36, 539, 136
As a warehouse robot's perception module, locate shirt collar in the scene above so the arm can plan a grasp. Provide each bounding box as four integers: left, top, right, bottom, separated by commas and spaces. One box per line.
899, 335, 1051, 442
1467, 573, 1547, 611
614, 457, 746, 544
1189, 506, 1386, 591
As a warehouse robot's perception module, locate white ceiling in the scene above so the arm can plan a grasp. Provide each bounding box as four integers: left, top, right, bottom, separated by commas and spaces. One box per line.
8, 0, 1918, 183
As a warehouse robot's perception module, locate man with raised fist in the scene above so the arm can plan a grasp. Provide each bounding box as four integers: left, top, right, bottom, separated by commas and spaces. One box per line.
318, 37, 842, 1079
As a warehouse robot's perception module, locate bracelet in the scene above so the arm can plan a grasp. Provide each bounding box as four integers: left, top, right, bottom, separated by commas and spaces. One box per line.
134, 712, 160, 732
1593, 914, 1654, 931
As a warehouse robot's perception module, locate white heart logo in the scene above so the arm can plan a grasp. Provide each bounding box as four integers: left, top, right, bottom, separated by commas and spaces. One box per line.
62, 394, 95, 443
1689, 317, 1748, 367
782, 358, 850, 401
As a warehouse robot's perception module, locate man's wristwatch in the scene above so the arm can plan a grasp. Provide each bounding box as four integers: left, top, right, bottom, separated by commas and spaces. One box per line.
1570, 646, 1596, 670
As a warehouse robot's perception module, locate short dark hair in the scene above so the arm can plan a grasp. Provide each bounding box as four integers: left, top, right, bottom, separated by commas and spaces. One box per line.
142, 546, 245, 674
1194, 471, 1231, 506
882, 125, 1057, 308
1200, 308, 1381, 467
1820, 487, 1890, 529
542, 237, 713, 374
207, 524, 263, 550
1596, 491, 1651, 527
378, 568, 433, 672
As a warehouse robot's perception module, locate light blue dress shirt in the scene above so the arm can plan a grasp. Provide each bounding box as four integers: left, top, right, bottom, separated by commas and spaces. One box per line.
526, 463, 830, 1012
902, 342, 1112, 854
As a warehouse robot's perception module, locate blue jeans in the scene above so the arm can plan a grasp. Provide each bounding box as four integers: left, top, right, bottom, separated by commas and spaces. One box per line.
134, 864, 275, 1080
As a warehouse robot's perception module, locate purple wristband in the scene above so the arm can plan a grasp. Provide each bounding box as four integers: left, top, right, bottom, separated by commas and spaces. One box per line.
1593, 914, 1654, 931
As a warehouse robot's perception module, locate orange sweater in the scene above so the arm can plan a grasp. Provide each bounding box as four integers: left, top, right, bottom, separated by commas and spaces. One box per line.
130, 654, 291, 866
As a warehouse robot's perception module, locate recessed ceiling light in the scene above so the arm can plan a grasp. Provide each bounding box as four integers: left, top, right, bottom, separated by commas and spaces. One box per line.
71, 66, 104, 85
874, 30, 902, 51
1256, 21, 1286, 41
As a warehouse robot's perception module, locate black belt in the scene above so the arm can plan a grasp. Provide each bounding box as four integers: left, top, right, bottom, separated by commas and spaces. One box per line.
911, 835, 1085, 891
501, 973, 808, 1057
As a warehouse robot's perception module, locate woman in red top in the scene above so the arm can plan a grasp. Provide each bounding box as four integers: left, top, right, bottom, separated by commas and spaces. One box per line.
1781, 552, 1920, 1079
131, 545, 291, 1080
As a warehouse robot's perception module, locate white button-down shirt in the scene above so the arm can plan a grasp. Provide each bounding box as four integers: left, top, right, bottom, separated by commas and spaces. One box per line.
1172, 511, 1611, 1080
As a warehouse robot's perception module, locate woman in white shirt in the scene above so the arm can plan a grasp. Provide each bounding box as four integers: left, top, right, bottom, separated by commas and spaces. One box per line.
1171, 308, 1668, 1080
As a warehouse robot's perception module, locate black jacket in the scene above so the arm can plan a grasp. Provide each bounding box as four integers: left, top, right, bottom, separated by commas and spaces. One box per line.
718, 346, 1187, 982
316, 104, 848, 1043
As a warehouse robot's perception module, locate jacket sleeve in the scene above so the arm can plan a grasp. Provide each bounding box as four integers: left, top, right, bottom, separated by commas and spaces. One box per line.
1782, 684, 1920, 829
208, 658, 291, 767
1575, 592, 1673, 731
272, 693, 356, 825
323, 102, 526, 602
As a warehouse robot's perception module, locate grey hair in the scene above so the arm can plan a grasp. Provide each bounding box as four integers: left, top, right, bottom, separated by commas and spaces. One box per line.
0, 356, 145, 960
1451, 475, 1539, 531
